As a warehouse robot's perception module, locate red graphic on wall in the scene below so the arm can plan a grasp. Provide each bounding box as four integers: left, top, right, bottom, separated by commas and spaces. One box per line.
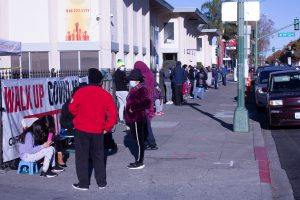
65, 22, 90, 41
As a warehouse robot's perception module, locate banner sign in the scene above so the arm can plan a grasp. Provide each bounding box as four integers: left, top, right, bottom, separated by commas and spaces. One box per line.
1, 76, 79, 162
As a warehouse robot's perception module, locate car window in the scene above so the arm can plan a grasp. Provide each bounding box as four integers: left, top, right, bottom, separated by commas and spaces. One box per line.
270, 74, 300, 92
259, 71, 272, 84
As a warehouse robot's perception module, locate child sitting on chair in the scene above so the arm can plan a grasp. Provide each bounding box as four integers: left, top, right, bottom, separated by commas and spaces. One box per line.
19, 119, 64, 178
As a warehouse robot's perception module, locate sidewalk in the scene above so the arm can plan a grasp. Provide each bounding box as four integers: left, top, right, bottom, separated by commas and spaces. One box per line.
0, 80, 272, 200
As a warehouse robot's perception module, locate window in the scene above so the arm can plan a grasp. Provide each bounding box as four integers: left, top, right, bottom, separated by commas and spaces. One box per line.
80, 51, 98, 71
197, 38, 203, 51
164, 22, 174, 43
60, 51, 78, 71
31, 52, 49, 71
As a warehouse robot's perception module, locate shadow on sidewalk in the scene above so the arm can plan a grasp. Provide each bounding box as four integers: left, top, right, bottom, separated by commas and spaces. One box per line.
188, 103, 233, 131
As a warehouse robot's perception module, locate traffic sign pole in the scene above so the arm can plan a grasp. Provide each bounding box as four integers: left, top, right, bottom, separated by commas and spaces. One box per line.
234, 0, 249, 133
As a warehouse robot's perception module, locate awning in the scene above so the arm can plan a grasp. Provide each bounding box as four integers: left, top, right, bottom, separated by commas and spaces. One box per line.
0, 39, 21, 56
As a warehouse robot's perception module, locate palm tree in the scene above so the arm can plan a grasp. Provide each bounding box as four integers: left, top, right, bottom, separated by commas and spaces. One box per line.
201, 0, 236, 66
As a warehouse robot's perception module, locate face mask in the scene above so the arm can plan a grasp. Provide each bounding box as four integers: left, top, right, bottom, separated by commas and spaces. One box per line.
129, 81, 138, 87
120, 67, 125, 71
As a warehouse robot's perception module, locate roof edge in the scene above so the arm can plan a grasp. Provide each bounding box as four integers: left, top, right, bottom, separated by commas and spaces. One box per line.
155, 0, 174, 11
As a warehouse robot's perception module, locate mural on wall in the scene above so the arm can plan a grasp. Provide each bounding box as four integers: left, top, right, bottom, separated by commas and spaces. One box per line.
65, 0, 91, 41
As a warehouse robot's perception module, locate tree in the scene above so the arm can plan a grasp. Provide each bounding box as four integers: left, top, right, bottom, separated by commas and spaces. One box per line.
266, 38, 300, 65
257, 14, 274, 55
201, 0, 237, 66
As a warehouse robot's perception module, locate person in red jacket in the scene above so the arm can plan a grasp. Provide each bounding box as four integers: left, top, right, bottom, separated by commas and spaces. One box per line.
125, 69, 151, 169
69, 68, 117, 191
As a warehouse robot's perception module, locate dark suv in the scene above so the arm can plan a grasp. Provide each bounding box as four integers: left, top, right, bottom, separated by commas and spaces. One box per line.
267, 70, 300, 127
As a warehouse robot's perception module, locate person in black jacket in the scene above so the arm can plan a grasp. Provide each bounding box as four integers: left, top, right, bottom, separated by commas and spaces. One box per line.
113, 59, 129, 124
171, 61, 185, 106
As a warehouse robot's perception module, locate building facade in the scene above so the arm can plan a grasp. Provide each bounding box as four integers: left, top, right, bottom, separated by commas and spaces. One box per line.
0, 0, 217, 72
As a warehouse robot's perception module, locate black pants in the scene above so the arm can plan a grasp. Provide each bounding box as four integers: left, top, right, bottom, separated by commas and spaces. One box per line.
222, 75, 226, 86
144, 119, 156, 146
128, 121, 146, 163
174, 84, 183, 105
74, 129, 106, 188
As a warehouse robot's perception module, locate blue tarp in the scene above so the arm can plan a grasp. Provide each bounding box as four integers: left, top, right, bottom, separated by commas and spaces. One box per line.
0, 39, 21, 56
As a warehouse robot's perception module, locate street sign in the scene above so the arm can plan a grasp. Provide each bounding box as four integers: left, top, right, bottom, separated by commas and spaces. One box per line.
278, 32, 295, 37
259, 52, 266, 56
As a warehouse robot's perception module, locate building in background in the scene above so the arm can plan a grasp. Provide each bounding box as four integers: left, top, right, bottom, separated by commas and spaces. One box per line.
0, 0, 218, 72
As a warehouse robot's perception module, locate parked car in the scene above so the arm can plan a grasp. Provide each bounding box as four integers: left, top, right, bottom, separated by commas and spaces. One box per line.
266, 70, 300, 127
252, 65, 268, 83
255, 66, 296, 108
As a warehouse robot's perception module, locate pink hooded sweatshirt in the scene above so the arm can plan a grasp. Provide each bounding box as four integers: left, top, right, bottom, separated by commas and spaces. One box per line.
134, 61, 155, 120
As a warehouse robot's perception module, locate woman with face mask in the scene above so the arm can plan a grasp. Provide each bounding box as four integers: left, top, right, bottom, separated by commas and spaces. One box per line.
125, 69, 151, 169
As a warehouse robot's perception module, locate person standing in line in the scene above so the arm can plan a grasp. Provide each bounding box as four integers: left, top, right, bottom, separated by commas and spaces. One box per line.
134, 61, 158, 150
212, 66, 219, 89
163, 65, 173, 105
188, 66, 195, 98
221, 65, 227, 86
193, 67, 207, 99
113, 59, 129, 124
125, 69, 152, 169
69, 68, 117, 191
154, 82, 165, 116
171, 61, 185, 106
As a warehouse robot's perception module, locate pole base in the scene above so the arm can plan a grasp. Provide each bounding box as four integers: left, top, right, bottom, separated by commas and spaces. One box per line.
233, 107, 249, 132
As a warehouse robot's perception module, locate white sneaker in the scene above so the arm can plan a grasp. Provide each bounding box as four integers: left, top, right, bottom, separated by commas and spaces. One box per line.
166, 101, 173, 105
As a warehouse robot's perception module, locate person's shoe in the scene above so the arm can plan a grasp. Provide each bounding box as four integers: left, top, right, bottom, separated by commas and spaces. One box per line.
155, 112, 162, 116
160, 111, 165, 115
118, 120, 125, 125
51, 165, 65, 173
58, 163, 67, 168
145, 144, 158, 150
188, 96, 194, 99
127, 162, 145, 169
40, 170, 58, 178
166, 101, 173, 105
98, 183, 107, 190
72, 183, 89, 191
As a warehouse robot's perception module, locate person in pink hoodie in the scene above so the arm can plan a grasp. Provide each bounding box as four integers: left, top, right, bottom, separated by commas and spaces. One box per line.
134, 61, 158, 150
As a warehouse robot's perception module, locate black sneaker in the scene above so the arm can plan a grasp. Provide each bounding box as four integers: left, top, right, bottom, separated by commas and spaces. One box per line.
40, 170, 58, 178
51, 165, 65, 173
145, 144, 158, 150
127, 162, 145, 169
72, 183, 89, 191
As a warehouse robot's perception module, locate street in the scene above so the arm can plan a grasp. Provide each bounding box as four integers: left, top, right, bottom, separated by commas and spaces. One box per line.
0, 79, 272, 200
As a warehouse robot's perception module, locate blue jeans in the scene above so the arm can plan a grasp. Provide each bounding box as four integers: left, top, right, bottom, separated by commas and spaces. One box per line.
193, 87, 204, 99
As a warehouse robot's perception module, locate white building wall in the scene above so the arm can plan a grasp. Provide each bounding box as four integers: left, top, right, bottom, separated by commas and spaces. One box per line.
0, 0, 151, 71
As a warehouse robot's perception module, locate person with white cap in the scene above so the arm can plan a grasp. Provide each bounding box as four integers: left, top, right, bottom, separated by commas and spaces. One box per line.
113, 59, 129, 125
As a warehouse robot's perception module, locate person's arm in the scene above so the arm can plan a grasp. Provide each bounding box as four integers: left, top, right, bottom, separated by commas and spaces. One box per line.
25, 133, 44, 154
68, 92, 79, 116
104, 94, 118, 132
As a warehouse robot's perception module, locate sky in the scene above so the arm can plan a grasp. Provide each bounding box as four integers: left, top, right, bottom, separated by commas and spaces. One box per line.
167, 0, 300, 56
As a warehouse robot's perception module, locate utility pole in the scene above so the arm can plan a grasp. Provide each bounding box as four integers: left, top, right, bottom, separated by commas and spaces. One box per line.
233, 0, 249, 132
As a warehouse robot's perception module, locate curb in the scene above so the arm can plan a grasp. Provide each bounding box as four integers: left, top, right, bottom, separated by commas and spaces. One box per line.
251, 119, 273, 200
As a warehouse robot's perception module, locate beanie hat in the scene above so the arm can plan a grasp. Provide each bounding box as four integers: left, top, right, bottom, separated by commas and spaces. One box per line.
116, 59, 125, 68
88, 68, 103, 84
128, 69, 143, 81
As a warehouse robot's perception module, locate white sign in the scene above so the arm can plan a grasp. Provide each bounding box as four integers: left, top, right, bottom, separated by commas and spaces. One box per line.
222, 1, 260, 22
1, 76, 79, 162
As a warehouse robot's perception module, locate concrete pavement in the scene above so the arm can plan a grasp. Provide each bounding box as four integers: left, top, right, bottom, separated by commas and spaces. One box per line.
0, 79, 273, 200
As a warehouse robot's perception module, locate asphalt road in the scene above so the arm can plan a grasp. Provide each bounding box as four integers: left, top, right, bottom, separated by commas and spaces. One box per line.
249, 90, 299, 200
